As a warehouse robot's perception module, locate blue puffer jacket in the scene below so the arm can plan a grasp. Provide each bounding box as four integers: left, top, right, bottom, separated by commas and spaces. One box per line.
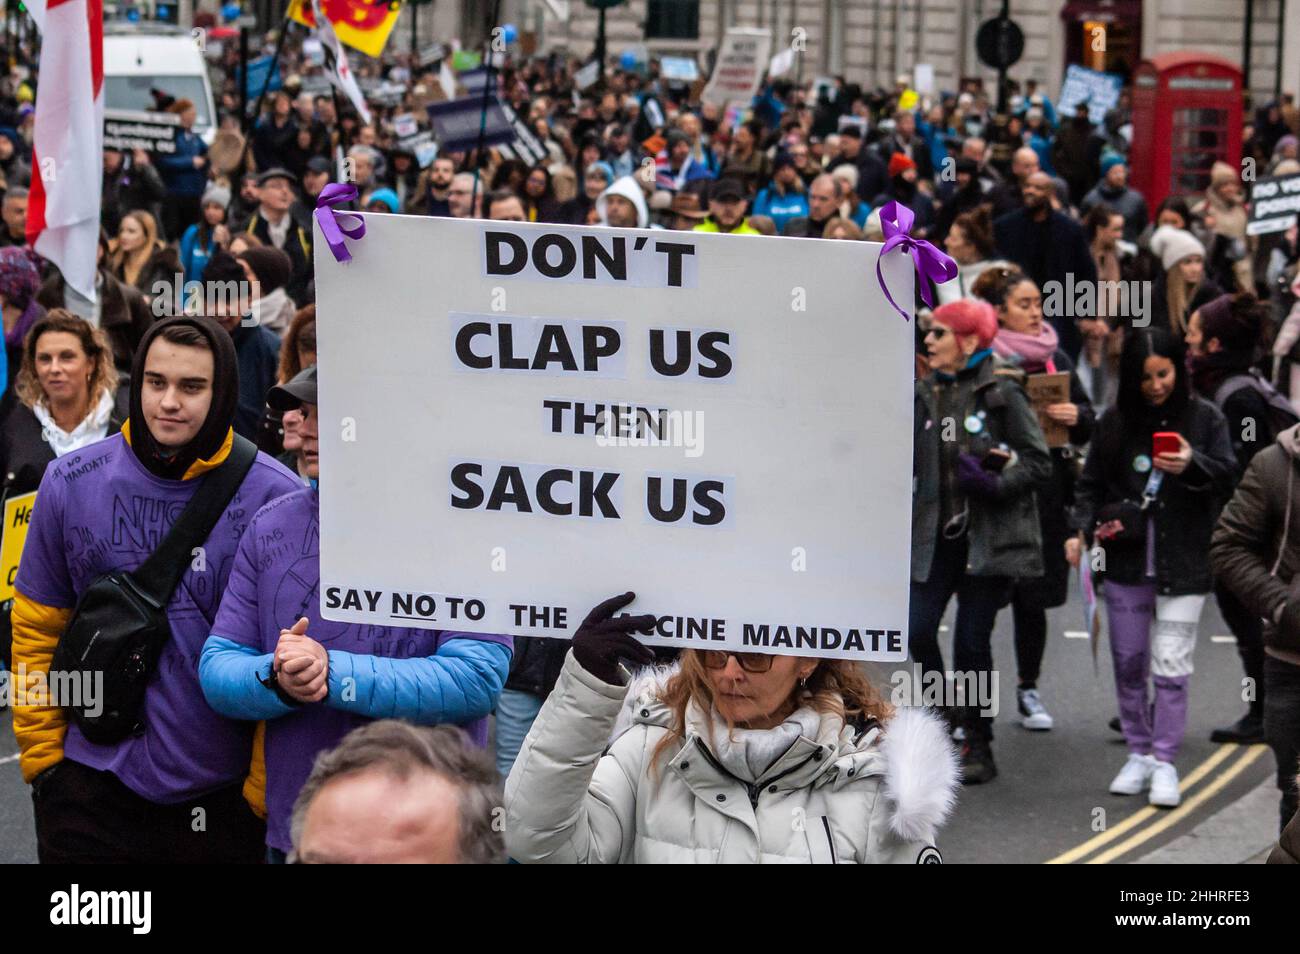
199, 635, 512, 724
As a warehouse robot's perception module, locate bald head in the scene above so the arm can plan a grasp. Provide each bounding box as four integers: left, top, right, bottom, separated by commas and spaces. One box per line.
1023, 171, 1054, 211
1012, 147, 1040, 182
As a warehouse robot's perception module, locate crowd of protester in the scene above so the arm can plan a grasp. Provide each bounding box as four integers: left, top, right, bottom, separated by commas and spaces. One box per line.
1, 20, 1300, 862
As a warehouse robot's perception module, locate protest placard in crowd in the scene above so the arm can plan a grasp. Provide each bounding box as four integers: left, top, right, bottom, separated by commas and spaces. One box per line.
314, 215, 915, 661
103, 109, 179, 154
1248, 173, 1300, 235
702, 27, 772, 108
1057, 63, 1123, 124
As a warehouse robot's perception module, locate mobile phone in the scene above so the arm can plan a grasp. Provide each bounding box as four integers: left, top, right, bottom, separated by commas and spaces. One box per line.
1153, 432, 1181, 457
981, 446, 1012, 473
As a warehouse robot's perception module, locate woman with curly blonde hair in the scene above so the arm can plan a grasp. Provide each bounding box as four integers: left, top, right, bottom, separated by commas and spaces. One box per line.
505, 593, 959, 864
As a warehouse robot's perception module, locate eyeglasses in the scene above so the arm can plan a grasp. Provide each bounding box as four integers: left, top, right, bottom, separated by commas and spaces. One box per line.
702, 651, 774, 673
926, 326, 950, 339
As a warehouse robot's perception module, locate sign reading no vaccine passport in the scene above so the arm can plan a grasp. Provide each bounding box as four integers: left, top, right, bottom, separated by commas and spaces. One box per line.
313, 215, 915, 661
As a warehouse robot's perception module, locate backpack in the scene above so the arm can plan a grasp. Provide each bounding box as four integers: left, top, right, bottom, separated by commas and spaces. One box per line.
1213, 369, 1300, 444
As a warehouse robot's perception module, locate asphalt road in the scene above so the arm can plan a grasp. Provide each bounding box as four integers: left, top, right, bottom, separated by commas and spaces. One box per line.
0, 577, 1276, 863
900, 582, 1277, 864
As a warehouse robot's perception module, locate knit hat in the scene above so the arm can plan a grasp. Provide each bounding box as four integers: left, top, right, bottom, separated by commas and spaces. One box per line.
1100, 154, 1125, 177
931, 299, 998, 350
365, 188, 401, 213
586, 160, 615, 186
1209, 161, 1239, 189
1149, 225, 1205, 271
201, 183, 232, 209
0, 245, 39, 311
1198, 294, 1257, 354
237, 246, 292, 294
888, 152, 916, 177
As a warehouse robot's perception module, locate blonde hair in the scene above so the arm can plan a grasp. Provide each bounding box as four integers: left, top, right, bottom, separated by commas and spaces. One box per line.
649, 649, 893, 773
1165, 262, 1200, 337
823, 217, 864, 241
111, 210, 160, 288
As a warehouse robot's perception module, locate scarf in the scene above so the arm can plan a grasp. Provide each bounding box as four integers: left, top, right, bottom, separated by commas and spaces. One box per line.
33, 387, 116, 457
696, 700, 827, 784
992, 322, 1059, 374
127, 315, 240, 479
1188, 348, 1253, 400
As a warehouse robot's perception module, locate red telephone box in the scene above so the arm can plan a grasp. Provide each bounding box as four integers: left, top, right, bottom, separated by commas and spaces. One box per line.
1129, 51, 1242, 219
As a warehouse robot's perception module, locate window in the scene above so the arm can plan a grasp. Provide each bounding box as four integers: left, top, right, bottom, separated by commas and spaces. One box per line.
104, 75, 212, 128
645, 0, 699, 40
1168, 107, 1228, 198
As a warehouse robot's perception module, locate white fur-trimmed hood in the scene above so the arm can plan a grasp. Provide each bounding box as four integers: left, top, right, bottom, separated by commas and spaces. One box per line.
609, 662, 960, 844
878, 706, 960, 844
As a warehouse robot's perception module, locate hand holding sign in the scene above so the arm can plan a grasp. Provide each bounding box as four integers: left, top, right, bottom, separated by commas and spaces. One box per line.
571, 592, 657, 686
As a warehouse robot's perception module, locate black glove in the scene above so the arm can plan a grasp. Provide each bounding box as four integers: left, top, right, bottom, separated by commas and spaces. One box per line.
571, 592, 657, 685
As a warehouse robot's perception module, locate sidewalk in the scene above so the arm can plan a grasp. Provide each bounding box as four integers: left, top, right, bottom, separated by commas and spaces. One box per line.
1133, 778, 1278, 864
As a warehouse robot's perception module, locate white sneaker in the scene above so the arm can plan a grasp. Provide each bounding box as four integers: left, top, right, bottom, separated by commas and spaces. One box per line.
1017, 688, 1054, 730
1109, 753, 1157, 795
1148, 760, 1181, 808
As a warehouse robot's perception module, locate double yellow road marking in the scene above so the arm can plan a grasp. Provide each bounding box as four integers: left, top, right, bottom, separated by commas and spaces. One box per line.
1045, 744, 1269, 864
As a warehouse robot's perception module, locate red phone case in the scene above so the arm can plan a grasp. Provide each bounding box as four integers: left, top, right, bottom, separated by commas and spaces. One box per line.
1152, 432, 1180, 456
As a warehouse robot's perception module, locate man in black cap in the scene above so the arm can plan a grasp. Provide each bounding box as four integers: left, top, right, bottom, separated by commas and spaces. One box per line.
240, 168, 314, 306
692, 178, 760, 235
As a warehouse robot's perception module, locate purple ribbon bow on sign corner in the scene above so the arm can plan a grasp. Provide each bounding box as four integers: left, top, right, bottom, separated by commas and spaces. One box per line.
875, 200, 958, 321
315, 183, 366, 264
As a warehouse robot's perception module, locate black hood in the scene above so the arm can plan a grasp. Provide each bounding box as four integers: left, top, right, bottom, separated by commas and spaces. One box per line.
128, 314, 240, 480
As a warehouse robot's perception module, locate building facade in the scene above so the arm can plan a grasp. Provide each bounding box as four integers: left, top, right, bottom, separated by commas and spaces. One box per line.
494, 0, 1299, 108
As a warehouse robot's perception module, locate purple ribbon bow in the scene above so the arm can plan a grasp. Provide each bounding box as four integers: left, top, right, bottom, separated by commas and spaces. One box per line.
875, 200, 958, 320
314, 183, 366, 264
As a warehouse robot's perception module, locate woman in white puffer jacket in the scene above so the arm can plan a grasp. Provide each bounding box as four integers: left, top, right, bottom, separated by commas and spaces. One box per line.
504, 593, 960, 864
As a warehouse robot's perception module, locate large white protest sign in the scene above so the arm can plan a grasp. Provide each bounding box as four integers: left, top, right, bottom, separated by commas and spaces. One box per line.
314, 216, 914, 661
702, 27, 772, 109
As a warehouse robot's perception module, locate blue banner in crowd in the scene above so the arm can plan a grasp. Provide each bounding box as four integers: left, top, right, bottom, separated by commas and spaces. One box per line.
242, 55, 282, 100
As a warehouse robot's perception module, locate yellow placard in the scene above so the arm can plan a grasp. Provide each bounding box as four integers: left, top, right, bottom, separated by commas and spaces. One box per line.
288, 0, 402, 59
898, 88, 920, 112
0, 491, 36, 602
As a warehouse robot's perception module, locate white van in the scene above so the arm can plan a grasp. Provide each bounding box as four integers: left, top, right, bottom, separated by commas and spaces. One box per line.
104, 24, 218, 145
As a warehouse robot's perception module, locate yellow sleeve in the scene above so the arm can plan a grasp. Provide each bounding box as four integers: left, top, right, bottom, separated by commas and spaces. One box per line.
242, 721, 268, 820
11, 593, 72, 783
